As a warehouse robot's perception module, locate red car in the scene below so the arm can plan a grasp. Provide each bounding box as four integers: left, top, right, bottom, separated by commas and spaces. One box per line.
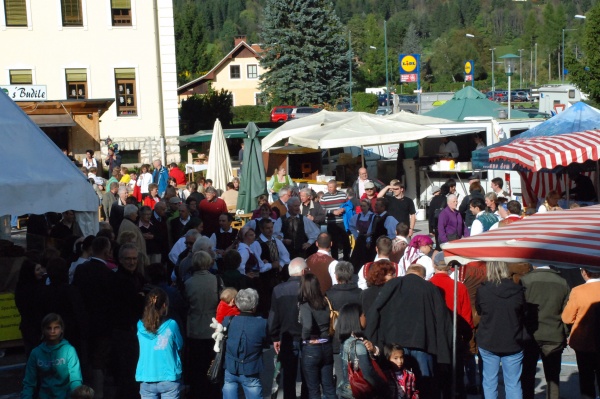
270, 105, 296, 123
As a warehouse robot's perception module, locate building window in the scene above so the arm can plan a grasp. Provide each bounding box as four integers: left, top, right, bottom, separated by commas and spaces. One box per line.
255, 93, 265, 106
119, 150, 140, 163
111, 0, 131, 26
65, 68, 87, 99
247, 65, 258, 79
230, 65, 240, 79
115, 68, 137, 116
9, 69, 32, 84
4, 0, 27, 26
61, 0, 82, 27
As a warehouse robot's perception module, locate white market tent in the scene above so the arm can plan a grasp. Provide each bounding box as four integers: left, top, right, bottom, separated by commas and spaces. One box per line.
262, 111, 441, 151
0, 91, 99, 237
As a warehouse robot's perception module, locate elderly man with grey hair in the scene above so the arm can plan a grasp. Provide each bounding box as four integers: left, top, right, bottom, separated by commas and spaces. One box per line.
268, 258, 309, 399
185, 250, 221, 398
199, 186, 228, 237
437, 193, 465, 245
274, 196, 320, 259
299, 187, 326, 224
270, 187, 291, 218
222, 288, 267, 398
177, 235, 215, 286
117, 204, 147, 255
109, 186, 129, 231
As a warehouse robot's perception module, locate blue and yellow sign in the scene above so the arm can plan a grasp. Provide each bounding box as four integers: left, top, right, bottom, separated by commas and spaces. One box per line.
464, 60, 474, 83
399, 54, 420, 83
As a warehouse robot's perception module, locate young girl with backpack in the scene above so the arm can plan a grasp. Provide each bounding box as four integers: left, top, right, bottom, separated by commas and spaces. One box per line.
136, 288, 184, 399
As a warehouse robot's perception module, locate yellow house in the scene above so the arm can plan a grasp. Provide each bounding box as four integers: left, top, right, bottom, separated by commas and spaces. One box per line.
177, 36, 266, 106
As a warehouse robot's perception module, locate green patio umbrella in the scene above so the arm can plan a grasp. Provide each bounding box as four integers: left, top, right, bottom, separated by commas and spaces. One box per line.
237, 122, 267, 213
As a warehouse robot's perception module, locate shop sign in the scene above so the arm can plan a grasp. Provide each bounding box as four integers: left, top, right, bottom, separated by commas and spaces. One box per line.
0, 85, 47, 101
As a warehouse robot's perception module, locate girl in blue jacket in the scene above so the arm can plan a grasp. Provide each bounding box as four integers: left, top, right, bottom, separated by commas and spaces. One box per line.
22, 313, 82, 399
135, 288, 184, 399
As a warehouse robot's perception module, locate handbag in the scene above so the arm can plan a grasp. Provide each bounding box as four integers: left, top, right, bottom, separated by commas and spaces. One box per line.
207, 317, 233, 384
347, 338, 389, 399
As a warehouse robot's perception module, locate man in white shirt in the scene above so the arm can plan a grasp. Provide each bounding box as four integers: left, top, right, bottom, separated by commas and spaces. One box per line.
274, 197, 320, 259
469, 197, 498, 236
352, 167, 371, 198
255, 218, 290, 271
439, 137, 459, 158
491, 177, 510, 199
357, 236, 398, 290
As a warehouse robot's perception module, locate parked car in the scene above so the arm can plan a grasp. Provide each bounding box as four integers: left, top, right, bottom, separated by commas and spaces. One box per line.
375, 106, 392, 116
290, 107, 322, 119
270, 105, 296, 123
515, 91, 530, 101
398, 95, 417, 103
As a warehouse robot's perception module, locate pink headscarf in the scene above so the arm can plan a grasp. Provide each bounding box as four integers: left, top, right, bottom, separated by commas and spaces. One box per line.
400, 235, 433, 272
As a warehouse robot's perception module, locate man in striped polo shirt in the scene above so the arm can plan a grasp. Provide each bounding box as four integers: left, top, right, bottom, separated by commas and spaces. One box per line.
320, 180, 351, 260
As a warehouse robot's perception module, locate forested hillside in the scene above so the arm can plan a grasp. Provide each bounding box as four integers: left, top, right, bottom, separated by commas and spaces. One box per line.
174, 0, 595, 92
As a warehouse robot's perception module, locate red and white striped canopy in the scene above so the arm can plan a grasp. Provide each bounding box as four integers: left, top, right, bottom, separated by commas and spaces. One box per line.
489, 129, 600, 171
442, 205, 600, 269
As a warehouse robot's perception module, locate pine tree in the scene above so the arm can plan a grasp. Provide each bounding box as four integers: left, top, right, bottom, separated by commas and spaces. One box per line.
568, 2, 600, 103
259, 0, 349, 105
175, 1, 210, 85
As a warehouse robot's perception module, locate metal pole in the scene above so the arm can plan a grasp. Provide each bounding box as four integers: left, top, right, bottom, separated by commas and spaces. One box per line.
349, 31, 352, 109
452, 270, 458, 399
519, 49, 524, 89
490, 48, 496, 92
508, 75, 511, 119
384, 20, 389, 108
562, 29, 565, 83
530, 49, 533, 87
535, 43, 538, 86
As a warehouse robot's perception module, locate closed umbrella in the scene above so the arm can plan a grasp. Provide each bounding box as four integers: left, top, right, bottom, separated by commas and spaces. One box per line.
206, 119, 233, 193
237, 122, 267, 213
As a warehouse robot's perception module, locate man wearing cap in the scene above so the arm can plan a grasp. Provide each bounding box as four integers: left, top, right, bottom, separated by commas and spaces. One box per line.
430, 252, 474, 397
360, 180, 378, 210
166, 196, 182, 221
377, 181, 416, 238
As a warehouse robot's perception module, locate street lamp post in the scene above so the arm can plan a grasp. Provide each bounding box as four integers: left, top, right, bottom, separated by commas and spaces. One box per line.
534, 43, 538, 86
500, 54, 519, 119
384, 20, 389, 108
348, 31, 352, 109
518, 49, 524, 88
490, 48, 496, 92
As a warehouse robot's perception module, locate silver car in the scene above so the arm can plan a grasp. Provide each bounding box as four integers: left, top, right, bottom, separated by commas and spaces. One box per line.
290, 107, 322, 119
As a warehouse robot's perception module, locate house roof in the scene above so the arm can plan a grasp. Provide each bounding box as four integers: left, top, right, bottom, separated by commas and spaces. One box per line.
177, 41, 262, 94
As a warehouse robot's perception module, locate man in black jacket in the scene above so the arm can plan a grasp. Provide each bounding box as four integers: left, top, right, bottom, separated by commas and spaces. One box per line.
72, 236, 117, 399
365, 272, 452, 398
268, 257, 308, 399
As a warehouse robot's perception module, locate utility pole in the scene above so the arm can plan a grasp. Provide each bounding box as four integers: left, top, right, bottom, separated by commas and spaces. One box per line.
384, 20, 389, 107
534, 43, 538, 86
518, 49, 524, 89
490, 48, 496, 92
348, 31, 352, 109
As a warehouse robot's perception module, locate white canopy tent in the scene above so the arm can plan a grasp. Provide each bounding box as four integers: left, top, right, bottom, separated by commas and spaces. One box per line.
0, 91, 99, 238
262, 111, 441, 151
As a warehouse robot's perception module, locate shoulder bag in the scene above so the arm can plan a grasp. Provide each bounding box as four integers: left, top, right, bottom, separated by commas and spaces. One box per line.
347, 338, 389, 399
207, 317, 233, 384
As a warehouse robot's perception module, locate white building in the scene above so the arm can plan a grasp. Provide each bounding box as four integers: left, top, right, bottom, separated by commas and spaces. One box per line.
0, 0, 180, 166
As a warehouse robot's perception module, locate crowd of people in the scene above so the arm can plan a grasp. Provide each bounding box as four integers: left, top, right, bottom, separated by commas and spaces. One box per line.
12, 158, 600, 399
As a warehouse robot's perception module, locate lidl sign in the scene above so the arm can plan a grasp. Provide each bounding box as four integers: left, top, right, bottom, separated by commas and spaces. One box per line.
399, 54, 420, 83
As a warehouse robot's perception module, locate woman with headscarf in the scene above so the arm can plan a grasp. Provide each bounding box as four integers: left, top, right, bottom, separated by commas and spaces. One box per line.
399, 235, 434, 280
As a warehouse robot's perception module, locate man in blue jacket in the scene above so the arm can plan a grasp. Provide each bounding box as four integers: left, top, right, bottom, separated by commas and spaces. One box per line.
152, 159, 169, 197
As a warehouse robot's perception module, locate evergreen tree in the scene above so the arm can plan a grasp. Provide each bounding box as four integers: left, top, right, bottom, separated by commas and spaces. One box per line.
402, 22, 422, 55
568, 2, 600, 103
259, 0, 348, 105
175, 1, 210, 85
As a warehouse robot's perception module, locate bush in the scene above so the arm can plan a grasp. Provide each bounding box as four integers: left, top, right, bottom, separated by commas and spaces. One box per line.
179, 89, 234, 135
232, 105, 270, 123
352, 92, 378, 113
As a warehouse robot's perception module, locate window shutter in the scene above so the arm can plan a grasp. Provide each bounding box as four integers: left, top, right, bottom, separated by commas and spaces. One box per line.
66, 69, 87, 82
10, 70, 32, 84
111, 0, 131, 9
115, 68, 135, 79
4, 0, 27, 26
